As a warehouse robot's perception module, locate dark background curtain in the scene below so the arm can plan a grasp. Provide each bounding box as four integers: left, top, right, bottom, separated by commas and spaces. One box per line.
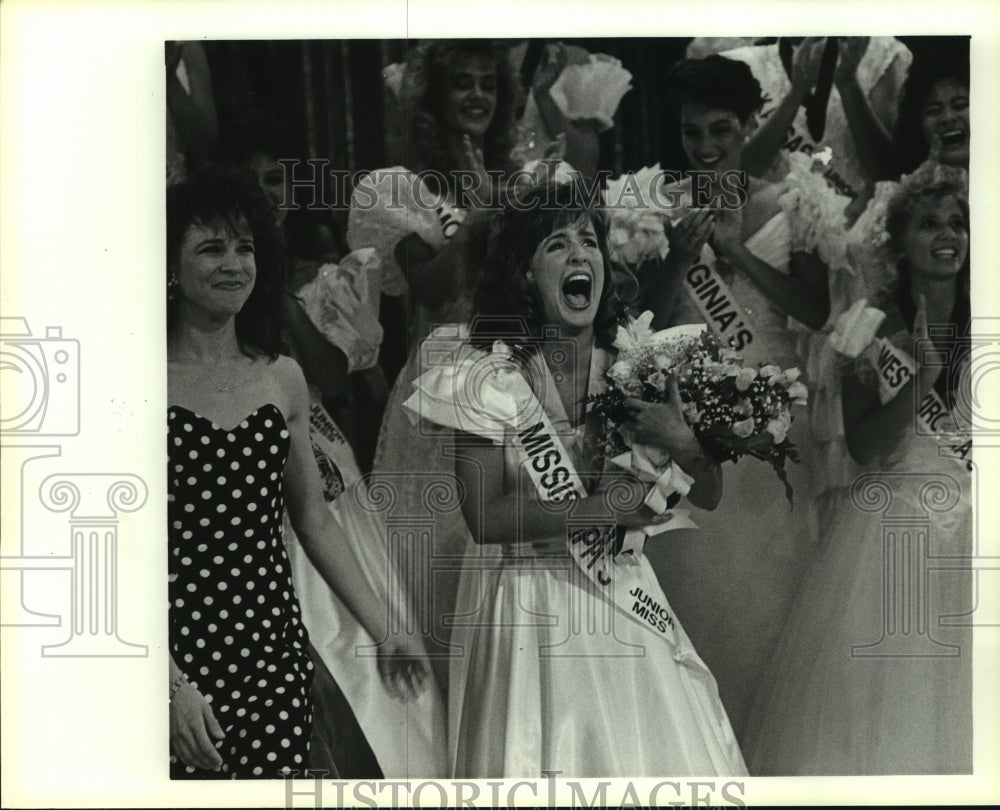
204, 38, 693, 181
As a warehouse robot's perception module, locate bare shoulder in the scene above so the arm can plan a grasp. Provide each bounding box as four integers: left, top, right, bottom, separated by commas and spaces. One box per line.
264, 355, 309, 422
270, 354, 306, 387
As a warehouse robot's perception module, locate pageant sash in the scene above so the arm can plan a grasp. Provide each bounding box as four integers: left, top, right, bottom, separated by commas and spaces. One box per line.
872, 337, 972, 470
682, 260, 760, 353
505, 372, 696, 652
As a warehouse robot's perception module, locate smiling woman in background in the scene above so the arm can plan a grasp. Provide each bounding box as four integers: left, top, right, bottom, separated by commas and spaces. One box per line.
346, 40, 527, 694
743, 162, 972, 775
644, 53, 840, 741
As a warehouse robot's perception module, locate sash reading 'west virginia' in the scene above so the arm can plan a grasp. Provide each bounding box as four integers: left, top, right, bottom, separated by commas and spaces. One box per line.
872, 338, 973, 471
682, 261, 760, 352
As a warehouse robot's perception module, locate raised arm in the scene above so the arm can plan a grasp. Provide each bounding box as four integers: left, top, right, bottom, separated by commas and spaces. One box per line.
742, 38, 824, 178
833, 37, 896, 184
711, 207, 830, 330
642, 211, 716, 330
166, 41, 219, 166
530, 43, 602, 179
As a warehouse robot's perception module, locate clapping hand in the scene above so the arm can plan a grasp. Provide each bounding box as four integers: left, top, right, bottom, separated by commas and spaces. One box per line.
664, 210, 713, 267
910, 294, 946, 400
708, 206, 743, 259
791, 37, 826, 99
834, 37, 870, 86
457, 134, 494, 210
377, 631, 431, 701
532, 42, 591, 100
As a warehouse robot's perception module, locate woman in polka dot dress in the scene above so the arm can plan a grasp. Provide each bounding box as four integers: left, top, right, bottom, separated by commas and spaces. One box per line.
167, 164, 429, 779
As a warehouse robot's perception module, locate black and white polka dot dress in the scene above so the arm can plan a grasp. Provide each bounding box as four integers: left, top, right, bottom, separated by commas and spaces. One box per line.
169, 403, 314, 779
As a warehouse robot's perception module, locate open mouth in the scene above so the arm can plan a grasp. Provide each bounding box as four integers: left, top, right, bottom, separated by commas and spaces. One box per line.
213, 281, 245, 291
562, 272, 593, 310
939, 129, 967, 147
931, 247, 959, 260
696, 154, 724, 168
462, 104, 491, 121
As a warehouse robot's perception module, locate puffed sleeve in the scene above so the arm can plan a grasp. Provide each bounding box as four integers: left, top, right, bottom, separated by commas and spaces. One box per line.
779, 152, 850, 253
401, 328, 532, 444
845, 179, 902, 304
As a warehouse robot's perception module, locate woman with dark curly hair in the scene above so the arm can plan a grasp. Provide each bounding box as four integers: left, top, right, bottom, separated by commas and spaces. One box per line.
349, 39, 524, 357
167, 164, 429, 779
404, 181, 744, 777
743, 164, 972, 775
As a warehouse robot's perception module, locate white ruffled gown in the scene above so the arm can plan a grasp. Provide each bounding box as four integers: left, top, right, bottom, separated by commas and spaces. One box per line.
280, 250, 448, 777
741, 333, 973, 774
405, 340, 747, 778
348, 168, 484, 694
654, 194, 821, 739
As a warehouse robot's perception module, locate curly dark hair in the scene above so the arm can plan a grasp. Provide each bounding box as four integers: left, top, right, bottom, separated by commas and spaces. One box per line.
402, 39, 522, 188
893, 42, 970, 176
664, 54, 765, 125
470, 179, 635, 353
167, 162, 288, 359
884, 163, 970, 409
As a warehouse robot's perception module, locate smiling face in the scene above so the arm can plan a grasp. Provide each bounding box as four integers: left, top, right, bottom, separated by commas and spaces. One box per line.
920, 77, 970, 167
175, 219, 257, 322
680, 104, 752, 175
527, 218, 606, 332
441, 54, 498, 139
900, 195, 968, 280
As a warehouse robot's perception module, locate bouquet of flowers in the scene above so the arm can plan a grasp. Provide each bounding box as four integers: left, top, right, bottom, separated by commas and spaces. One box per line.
590, 311, 808, 504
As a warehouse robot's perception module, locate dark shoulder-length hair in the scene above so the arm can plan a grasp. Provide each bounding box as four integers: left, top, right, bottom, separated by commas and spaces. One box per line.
661, 54, 765, 173
893, 42, 970, 176
402, 39, 522, 182
166, 162, 287, 359
664, 54, 765, 125
470, 179, 636, 353
884, 162, 970, 408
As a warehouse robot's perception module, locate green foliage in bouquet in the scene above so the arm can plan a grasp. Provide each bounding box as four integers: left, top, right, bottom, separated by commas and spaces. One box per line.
590, 327, 808, 504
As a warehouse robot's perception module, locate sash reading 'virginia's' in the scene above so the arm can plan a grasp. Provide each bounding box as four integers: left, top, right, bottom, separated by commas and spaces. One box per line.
682, 261, 760, 351
872, 338, 972, 470
507, 384, 691, 651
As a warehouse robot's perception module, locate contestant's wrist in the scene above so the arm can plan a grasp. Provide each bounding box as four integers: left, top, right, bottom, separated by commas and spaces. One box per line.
169, 671, 189, 702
